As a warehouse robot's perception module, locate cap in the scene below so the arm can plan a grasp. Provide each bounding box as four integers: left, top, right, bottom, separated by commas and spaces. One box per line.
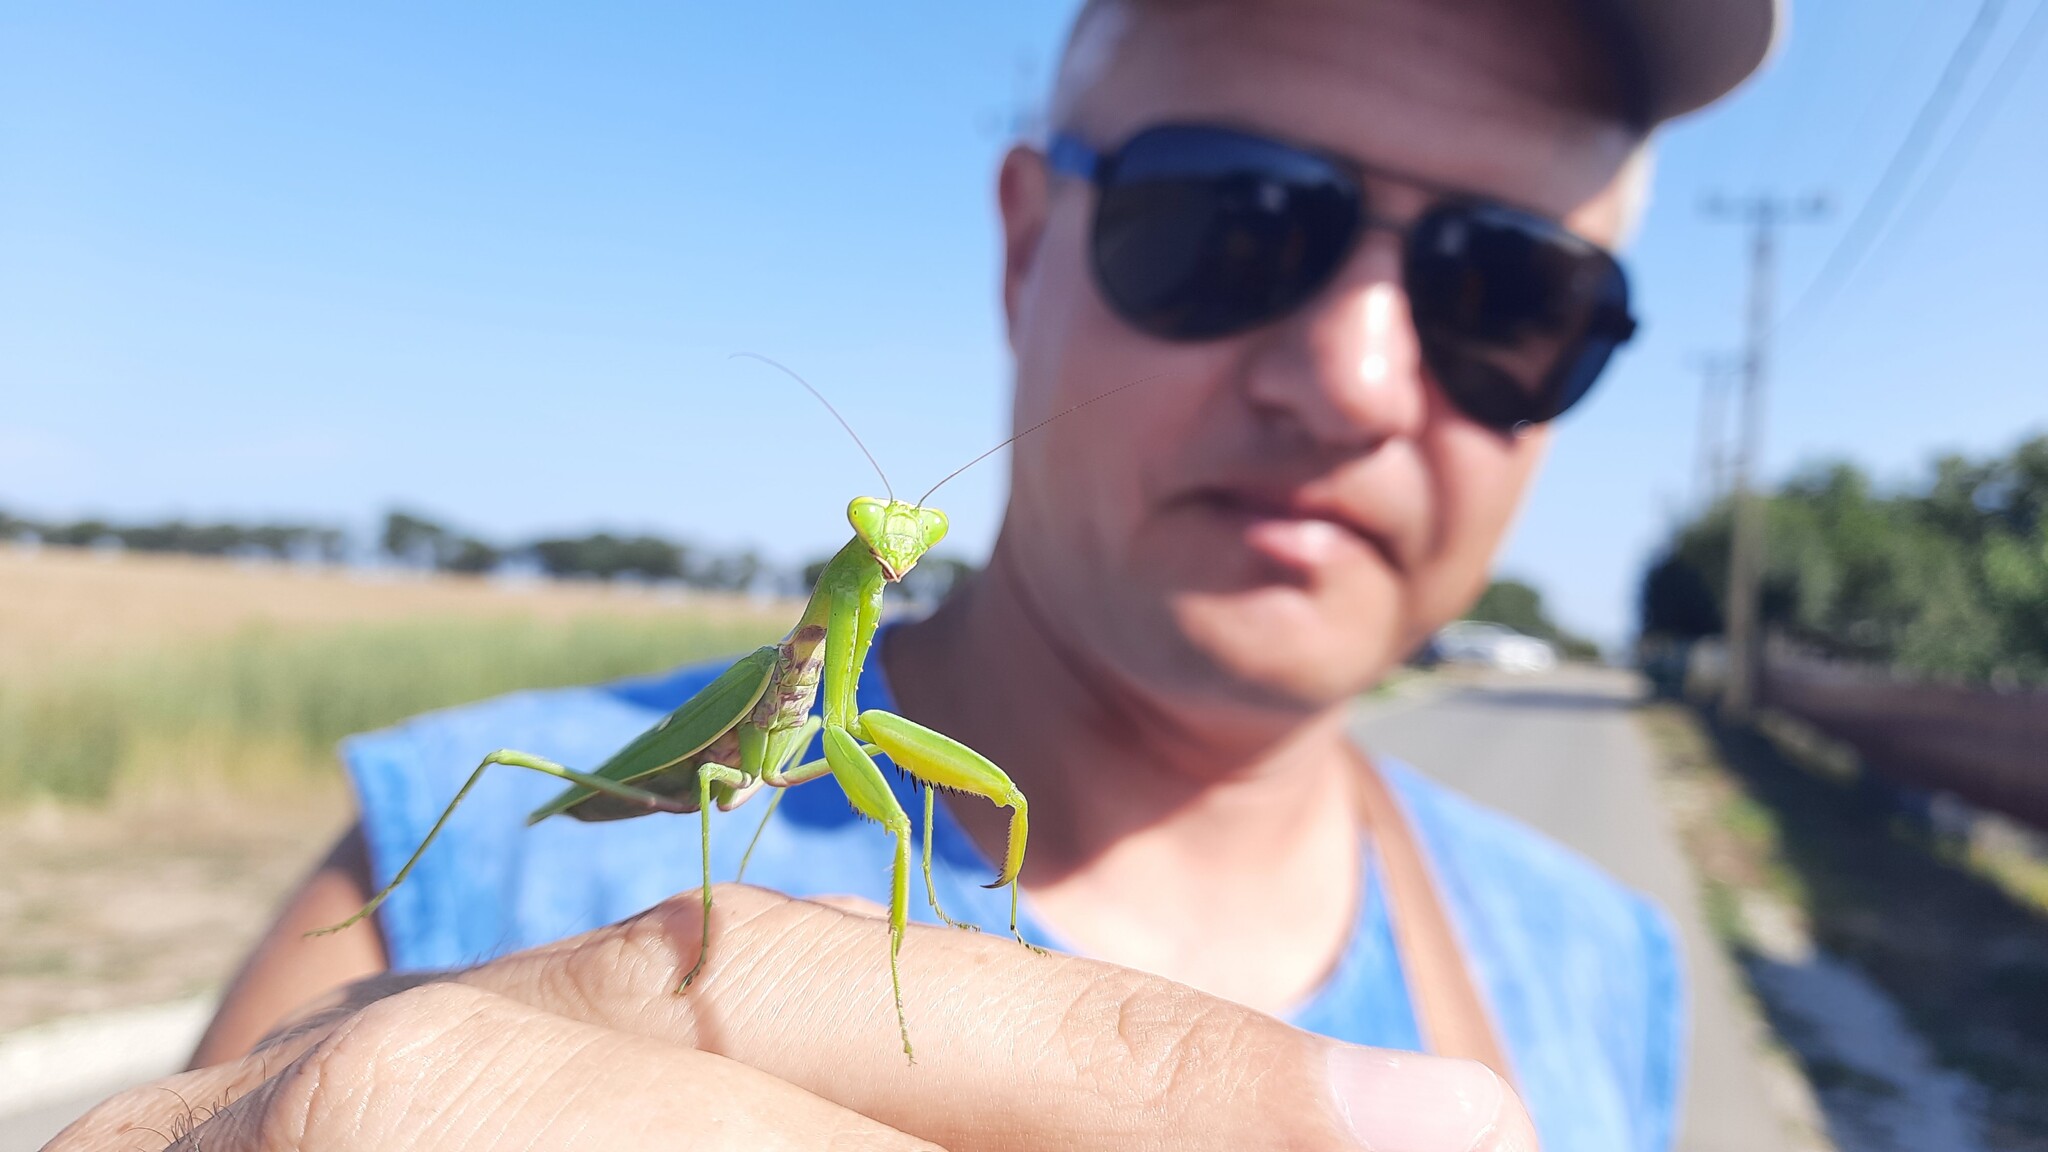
1607, 0, 1784, 123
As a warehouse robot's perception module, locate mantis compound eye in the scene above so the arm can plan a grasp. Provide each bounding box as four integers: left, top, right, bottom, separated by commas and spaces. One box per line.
847, 496, 889, 544
915, 507, 948, 550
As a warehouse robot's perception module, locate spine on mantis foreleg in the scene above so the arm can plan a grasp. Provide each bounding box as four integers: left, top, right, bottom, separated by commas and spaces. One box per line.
985, 797, 1028, 890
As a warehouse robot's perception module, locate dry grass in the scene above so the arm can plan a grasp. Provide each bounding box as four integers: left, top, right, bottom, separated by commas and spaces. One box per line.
0, 545, 795, 1029
0, 544, 777, 679
0, 545, 793, 805
0, 791, 350, 1032
1643, 702, 2048, 1150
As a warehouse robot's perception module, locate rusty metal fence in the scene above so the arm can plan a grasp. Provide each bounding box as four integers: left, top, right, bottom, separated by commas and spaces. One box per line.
1762, 649, 2048, 829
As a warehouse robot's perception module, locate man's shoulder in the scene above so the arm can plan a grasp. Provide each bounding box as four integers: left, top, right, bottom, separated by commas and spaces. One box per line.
339, 652, 747, 902
1383, 758, 1670, 940
1383, 760, 1684, 1150
344, 654, 738, 770
339, 652, 763, 971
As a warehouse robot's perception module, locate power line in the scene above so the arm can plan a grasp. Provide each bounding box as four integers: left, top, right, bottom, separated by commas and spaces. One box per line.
1764, 0, 1936, 195
1775, 0, 2008, 347
1863, 0, 2048, 272
1814, 0, 1947, 186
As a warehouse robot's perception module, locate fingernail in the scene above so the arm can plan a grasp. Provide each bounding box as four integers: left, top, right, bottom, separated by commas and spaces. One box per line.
1325, 1044, 1502, 1151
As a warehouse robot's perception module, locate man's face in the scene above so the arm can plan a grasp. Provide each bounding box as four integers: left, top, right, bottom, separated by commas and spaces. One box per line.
995, 0, 1641, 717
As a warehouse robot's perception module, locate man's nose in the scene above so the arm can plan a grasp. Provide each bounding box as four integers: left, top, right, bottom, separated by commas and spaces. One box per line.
1242, 238, 1427, 449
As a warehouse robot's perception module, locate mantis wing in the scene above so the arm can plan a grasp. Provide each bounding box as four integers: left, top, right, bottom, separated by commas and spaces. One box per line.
526, 645, 778, 825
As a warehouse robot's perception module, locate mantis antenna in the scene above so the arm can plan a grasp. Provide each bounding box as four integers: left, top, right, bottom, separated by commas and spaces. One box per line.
917, 373, 1169, 506
731, 352, 895, 501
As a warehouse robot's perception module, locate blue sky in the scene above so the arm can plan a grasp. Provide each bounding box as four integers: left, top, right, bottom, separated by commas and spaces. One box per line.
2, 1, 2043, 648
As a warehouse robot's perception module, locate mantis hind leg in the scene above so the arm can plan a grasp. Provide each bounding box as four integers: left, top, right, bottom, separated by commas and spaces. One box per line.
681, 763, 750, 993
858, 710, 1042, 953
921, 785, 978, 932
308, 749, 694, 938
736, 716, 823, 883
733, 787, 785, 885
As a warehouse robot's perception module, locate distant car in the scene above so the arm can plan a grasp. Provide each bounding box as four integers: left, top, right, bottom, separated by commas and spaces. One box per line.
1428, 620, 1558, 673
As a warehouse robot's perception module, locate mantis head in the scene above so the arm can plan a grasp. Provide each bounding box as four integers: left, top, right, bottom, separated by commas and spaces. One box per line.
849, 497, 948, 582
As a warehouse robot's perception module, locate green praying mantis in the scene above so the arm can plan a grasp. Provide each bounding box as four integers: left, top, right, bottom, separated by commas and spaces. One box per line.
313, 356, 1159, 1061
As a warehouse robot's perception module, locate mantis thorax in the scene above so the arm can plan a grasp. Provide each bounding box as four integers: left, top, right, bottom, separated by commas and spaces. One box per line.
848, 497, 947, 582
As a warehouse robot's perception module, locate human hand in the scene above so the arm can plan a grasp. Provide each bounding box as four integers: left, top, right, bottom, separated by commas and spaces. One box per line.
49, 885, 1533, 1150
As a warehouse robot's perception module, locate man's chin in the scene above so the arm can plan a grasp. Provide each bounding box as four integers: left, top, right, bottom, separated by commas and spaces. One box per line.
1163, 586, 1401, 710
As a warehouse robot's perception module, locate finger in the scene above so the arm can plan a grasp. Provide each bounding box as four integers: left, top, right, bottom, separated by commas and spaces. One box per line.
45, 1038, 335, 1151
243, 968, 447, 1058
73, 982, 939, 1152
459, 884, 1524, 1152
44, 993, 366, 1150
804, 893, 888, 919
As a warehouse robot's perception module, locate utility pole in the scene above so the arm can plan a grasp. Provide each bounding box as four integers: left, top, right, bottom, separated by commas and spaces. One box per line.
1704, 194, 1825, 721
1688, 353, 1740, 509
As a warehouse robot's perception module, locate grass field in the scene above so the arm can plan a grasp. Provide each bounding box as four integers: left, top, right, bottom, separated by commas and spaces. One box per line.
0, 541, 790, 1024
0, 545, 791, 1030
0, 546, 790, 806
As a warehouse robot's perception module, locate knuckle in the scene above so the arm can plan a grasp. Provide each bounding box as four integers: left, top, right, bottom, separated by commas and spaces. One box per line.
806, 893, 889, 918
469, 888, 800, 1033
619, 884, 779, 955
1056, 972, 1257, 1121
553, 913, 662, 1012
261, 982, 504, 1144
247, 972, 436, 1060
356, 978, 500, 1034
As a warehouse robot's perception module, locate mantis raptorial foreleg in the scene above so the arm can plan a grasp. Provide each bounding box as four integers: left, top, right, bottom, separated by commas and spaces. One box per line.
820, 727, 917, 1059
859, 709, 1040, 952
761, 740, 981, 933
308, 750, 697, 938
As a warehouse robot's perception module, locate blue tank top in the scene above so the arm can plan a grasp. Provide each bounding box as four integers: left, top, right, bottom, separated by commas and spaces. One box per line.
344, 637, 1683, 1152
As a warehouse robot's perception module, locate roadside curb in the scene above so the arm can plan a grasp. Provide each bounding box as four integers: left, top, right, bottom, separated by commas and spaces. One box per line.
1352, 671, 1464, 727
0, 997, 213, 1116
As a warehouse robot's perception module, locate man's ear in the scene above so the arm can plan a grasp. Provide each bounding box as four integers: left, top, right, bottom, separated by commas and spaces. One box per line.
997, 144, 1051, 352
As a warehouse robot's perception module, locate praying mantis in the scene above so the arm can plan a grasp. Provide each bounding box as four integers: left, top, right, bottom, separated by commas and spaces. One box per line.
313, 356, 1155, 1061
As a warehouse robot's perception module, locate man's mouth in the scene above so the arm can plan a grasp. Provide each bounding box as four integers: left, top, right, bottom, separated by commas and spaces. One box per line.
1187, 487, 1398, 573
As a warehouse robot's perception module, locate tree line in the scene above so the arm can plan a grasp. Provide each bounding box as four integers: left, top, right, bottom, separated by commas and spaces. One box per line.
378, 509, 767, 587
0, 510, 350, 562
1, 505, 973, 603
1463, 579, 1602, 661
1640, 434, 2048, 685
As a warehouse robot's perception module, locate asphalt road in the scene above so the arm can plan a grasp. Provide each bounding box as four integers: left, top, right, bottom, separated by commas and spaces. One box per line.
0, 996, 210, 1152
0, 1090, 111, 1151
1354, 665, 1791, 1152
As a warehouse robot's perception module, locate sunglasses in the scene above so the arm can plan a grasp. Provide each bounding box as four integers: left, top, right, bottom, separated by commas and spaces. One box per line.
1046, 123, 1638, 430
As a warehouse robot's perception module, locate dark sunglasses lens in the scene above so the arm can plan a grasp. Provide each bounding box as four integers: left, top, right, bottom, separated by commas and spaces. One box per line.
1090, 126, 1360, 341
1406, 203, 1632, 428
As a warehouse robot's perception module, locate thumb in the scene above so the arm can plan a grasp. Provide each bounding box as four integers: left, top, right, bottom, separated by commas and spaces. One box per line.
462, 885, 1536, 1150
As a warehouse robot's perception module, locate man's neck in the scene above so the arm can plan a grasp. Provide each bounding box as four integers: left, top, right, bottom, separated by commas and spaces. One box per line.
882, 554, 1365, 1014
